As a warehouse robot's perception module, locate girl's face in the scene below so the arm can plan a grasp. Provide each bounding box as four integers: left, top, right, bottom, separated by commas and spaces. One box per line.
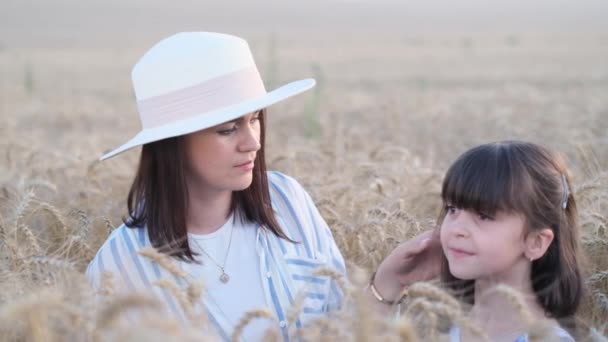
183, 111, 261, 194
440, 205, 529, 281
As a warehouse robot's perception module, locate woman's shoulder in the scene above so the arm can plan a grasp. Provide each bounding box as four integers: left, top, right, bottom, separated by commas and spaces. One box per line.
267, 170, 304, 192
265, 171, 343, 262
91, 224, 147, 258
266, 170, 317, 218
267, 171, 316, 207
85, 223, 150, 289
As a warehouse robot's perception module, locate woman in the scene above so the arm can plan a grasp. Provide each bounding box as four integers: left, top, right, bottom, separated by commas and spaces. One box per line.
86, 32, 440, 341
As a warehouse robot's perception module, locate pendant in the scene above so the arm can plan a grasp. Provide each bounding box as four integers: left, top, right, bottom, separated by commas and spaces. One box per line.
220, 272, 230, 283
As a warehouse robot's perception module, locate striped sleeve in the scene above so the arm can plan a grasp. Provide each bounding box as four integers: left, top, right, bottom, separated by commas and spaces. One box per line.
85, 225, 140, 294
86, 226, 191, 322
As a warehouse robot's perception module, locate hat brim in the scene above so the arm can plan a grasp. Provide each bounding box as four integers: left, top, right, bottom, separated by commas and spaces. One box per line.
100, 78, 315, 160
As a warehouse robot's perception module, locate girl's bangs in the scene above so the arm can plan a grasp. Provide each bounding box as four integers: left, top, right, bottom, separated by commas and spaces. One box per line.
441, 144, 527, 216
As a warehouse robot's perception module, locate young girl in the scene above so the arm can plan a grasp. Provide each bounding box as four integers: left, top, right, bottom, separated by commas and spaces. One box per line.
438, 141, 585, 342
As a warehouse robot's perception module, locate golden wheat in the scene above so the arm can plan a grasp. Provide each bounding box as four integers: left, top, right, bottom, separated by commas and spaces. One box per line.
1, 27, 607, 341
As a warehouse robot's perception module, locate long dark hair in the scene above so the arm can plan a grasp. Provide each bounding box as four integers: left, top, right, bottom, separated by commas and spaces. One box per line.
123, 109, 293, 262
438, 141, 586, 322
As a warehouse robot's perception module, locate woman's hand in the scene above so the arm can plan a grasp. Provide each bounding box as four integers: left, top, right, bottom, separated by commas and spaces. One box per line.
371, 229, 442, 303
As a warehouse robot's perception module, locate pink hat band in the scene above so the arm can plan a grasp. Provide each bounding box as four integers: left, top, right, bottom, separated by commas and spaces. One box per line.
137, 66, 266, 129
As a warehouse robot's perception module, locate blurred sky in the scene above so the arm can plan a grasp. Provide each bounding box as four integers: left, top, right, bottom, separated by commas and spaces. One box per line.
1, 0, 607, 48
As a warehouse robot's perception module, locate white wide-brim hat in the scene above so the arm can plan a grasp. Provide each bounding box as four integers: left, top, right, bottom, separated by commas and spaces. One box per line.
100, 32, 315, 160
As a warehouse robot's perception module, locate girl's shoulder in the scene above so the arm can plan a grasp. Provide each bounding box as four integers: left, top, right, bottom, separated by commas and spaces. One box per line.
447, 325, 575, 342
553, 326, 575, 342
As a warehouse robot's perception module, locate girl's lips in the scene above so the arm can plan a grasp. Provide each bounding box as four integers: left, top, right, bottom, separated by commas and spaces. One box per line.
449, 247, 476, 258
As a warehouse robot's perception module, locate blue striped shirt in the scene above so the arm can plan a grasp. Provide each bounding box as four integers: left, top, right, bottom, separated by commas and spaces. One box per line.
86, 171, 346, 341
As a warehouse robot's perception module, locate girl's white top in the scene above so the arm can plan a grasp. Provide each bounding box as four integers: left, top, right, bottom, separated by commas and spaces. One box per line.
86, 171, 346, 341
448, 325, 575, 342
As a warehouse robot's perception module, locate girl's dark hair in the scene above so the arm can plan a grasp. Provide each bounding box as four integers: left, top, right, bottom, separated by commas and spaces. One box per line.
438, 141, 586, 323
123, 109, 293, 262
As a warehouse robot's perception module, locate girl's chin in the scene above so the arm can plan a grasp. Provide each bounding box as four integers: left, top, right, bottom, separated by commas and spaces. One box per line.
451, 273, 474, 280
448, 265, 479, 280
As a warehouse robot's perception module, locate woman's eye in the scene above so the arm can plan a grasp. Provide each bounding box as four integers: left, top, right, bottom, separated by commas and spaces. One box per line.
251, 115, 260, 123
218, 126, 237, 135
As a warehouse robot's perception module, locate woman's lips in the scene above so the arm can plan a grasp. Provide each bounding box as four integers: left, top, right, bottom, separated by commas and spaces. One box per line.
235, 160, 254, 171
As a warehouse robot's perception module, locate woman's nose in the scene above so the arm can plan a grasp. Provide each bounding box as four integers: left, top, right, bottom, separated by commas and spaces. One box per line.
238, 124, 261, 152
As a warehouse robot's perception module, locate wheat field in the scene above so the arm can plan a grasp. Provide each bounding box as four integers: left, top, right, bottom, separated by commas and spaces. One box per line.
1, 1, 607, 341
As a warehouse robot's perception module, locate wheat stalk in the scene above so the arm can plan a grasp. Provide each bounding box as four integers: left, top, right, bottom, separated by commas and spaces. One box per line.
138, 247, 187, 278
231, 308, 276, 342
95, 294, 163, 331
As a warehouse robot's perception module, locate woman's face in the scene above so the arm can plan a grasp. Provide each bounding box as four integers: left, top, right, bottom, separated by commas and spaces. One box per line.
183, 111, 261, 194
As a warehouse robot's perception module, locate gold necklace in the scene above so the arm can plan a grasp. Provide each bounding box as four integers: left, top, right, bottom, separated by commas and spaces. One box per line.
191, 219, 235, 284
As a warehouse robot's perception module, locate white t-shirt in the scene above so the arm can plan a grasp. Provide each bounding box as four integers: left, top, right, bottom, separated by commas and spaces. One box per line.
186, 212, 271, 341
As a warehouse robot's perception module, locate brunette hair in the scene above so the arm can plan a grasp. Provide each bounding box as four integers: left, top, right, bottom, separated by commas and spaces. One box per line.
123, 109, 293, 262
438, 141, 586, 322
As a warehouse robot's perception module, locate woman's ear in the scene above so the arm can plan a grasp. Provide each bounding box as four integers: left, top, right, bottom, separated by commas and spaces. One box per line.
524, 228, 554, 261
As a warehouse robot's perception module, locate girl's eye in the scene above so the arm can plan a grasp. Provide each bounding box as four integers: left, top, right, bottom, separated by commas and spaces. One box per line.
445, 205, 457, 214
478, 212, 494, 221
218, 126, 237, 135
251, 115, 260, 124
